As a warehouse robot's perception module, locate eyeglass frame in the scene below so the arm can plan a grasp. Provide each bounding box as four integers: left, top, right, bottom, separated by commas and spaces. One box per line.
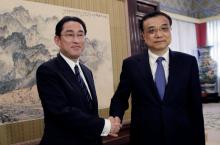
144, 24, 171, 35
59, 32, 85, 41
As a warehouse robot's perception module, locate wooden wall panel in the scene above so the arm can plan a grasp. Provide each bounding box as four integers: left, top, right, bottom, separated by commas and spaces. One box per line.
0, 119, 44, 145
0, 0, 131, 144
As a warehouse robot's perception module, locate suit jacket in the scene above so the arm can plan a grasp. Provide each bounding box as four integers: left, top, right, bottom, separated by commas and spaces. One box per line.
36, 54, 104, 145
110, 49, 205, 145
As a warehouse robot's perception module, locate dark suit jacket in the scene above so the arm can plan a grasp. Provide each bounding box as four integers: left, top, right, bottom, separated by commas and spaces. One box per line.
110, 50, 205, 145
36, 54, 104, 145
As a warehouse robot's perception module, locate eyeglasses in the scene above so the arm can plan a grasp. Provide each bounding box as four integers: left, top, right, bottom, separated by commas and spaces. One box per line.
60, 33, 85, 41
145, 25, 171, 35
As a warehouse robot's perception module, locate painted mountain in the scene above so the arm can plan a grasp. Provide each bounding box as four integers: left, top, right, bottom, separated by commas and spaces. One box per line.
0, 3, 112, 123
0, 6, 59, 123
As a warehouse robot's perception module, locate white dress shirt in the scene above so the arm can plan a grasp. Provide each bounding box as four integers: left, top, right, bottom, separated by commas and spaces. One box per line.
60, 52, 111, 136
148, 49, 169, 83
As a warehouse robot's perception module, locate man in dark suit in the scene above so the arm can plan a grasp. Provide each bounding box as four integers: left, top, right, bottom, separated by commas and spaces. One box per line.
36, 16, 120, 145
109, 11, 205, 145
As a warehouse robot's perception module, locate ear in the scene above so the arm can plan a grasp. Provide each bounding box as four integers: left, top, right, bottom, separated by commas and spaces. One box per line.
54, 36, 60, 47
142, 31, 145, 39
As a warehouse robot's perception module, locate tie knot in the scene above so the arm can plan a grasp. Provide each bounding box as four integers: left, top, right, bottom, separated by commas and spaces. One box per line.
156, 57, 165, 64
74, 65, 80, 75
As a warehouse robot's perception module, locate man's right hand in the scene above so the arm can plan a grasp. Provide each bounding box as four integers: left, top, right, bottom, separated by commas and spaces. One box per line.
108, 116, 122, 137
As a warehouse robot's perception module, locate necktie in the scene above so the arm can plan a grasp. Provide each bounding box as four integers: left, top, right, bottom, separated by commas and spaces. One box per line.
74, 65, 93, 109
155, 57, 166, 100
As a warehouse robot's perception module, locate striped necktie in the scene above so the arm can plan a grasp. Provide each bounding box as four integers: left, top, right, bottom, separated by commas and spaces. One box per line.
74, 65, 93, 109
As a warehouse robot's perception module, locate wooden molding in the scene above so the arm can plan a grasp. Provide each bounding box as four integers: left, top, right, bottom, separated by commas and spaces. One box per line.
11, 120, 131, 145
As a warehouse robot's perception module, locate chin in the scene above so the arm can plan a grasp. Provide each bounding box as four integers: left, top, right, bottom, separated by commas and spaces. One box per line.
69, 54, 80, 59
153, 47, 166, 50
156, 45, 168, 50
70, 52, 81, 57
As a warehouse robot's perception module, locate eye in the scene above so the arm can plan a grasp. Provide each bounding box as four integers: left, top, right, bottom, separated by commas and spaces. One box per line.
161, 27, 169, 32
147, 29, 156, 34
66, 33, 74, 37
77, 33, 84, 37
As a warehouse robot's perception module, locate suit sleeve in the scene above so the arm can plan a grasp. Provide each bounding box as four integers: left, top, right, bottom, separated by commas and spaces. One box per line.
110, 60, 132, 121
36, 64, 104, 138
189, 57, 205, 145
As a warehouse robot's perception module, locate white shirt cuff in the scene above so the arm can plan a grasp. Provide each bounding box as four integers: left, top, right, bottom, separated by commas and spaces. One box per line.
101, 119, 111, 136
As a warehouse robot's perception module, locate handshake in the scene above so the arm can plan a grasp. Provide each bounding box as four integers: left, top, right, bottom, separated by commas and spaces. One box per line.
108, 116, 122, 137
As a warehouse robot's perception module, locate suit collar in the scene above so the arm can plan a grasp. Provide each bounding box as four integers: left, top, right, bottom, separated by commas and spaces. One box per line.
59, 52, 79, 70
79, 64, 99, 111
138, 49, 177, 102
56, 53, 79, 87
136, 50, 162, 102
56, 54, 98, 110
60, 53, 93, 98
163, 50, 177, 102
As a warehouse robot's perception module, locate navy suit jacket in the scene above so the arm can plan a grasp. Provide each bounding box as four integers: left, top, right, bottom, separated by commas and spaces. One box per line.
110, 50, 205, 145
36, 54, 104, 145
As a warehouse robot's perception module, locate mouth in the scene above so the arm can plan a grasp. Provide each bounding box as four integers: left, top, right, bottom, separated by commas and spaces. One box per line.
154, 40, 166, 44
154, 40, 166, 45
71, 46, 81, 49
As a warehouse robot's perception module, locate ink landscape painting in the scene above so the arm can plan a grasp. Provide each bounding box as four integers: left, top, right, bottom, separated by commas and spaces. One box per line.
0, 0, 114, 123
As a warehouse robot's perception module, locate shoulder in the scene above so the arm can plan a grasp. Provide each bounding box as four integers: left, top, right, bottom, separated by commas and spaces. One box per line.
37, 57, 58, 73
80, 62, 90, 70
123, 52, 146, 64
171, 50, 196, 62
80, 62, 92, 74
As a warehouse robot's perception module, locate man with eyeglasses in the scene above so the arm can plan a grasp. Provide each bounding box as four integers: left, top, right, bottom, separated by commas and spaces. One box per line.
36, 16, 121, 145
109, 11, 205, 145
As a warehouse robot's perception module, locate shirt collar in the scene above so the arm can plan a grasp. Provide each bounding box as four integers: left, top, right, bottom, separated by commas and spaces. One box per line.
148, 49, 169, 63
60, 52, 79, 67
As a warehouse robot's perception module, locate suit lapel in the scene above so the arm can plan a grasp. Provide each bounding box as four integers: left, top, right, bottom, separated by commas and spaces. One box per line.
80, 64, 97, 100
138, 50, 162, 102
163, 50, 177, 102
56, 54, 97, 110
56, 54, 78, 86
80, 63, 98, 109
56, 54, 84, 97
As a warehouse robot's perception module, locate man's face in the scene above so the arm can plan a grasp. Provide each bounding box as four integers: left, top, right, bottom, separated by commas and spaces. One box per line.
54, 21, 85, 59
142, 15, 171, 54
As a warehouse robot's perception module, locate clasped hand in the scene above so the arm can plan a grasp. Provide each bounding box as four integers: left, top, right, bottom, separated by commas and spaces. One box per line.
108, 116, 122, 137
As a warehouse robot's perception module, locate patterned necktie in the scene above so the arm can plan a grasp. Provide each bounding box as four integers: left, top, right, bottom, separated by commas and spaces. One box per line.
74, 65, 93, 109
155, 57, 166, 100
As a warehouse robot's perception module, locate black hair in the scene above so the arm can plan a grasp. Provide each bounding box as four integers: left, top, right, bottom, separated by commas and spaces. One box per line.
140, 11, 172, 32
55, 16, 87, 36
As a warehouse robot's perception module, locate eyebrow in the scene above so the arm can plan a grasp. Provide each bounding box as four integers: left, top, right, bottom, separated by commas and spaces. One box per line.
161, 24, 169, 26
147, 26, 156, 29
146, 24, 169, 29
63, 30, 84, 33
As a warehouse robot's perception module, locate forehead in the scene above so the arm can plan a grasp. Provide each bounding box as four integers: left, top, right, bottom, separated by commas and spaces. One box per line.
62, 21, 84, 32
143, 15, 170, 28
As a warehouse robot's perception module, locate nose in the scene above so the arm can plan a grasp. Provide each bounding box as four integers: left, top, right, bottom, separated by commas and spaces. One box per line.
154, 29, 163, 37
72, 36, 81, 43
